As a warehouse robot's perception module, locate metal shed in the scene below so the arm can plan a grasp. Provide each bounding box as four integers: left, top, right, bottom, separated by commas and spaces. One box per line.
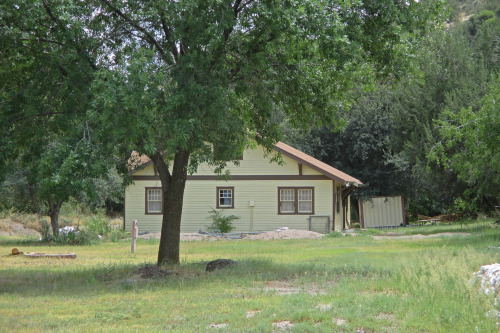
359, 196, 405, 228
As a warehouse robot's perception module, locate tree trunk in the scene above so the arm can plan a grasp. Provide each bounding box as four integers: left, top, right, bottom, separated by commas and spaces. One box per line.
155, 148, 191, 265
48, 200, 63, 236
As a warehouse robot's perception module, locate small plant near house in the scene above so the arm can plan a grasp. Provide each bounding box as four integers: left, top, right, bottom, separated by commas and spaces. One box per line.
206, 208, 239, 233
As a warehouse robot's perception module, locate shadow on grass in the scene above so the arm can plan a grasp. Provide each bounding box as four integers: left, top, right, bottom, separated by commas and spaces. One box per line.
0, 257, 391, 297
0, 236, 43, 247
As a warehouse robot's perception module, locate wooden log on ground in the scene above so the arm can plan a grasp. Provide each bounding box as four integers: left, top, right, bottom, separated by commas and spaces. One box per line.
23, 253, 77, 259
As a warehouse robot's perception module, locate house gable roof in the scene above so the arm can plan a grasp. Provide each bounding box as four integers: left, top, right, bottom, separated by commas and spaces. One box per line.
274, 142, 362, 186
128, 151, 155, 175
129, 142, 362, 186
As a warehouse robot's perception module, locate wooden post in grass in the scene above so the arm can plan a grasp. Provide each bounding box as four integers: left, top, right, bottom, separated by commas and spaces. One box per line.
131, 220, 138, 253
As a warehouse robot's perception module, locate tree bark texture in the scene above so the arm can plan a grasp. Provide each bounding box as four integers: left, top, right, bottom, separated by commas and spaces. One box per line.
48, 200, 62, 236
156, 148, 190, 265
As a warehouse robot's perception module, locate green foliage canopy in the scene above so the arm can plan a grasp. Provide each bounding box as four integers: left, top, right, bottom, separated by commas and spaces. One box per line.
0, 1, 113, 233
430, 79, 500, 212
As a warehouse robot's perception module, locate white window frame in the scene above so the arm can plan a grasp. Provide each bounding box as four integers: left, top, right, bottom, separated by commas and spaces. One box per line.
217, 187, 234, 209
278, 187, 314, 215
145, 187, 162, 214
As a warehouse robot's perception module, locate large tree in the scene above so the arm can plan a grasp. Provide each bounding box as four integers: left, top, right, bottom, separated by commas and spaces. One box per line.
282, 87, 417, 201
0, 1, 110, 234
430, 79, 500, 213
1, 0, 443, 264
90, 0, 443, 265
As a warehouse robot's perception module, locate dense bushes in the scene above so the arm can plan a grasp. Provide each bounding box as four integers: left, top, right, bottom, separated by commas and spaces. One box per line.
40, 214, 128, 245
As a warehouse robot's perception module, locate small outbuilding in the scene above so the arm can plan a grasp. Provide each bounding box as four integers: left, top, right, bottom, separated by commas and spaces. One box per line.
359, 196, 406, 228
125, 142, 362, 233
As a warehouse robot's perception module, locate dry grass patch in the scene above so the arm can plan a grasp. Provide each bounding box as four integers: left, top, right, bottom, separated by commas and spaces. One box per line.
262, 280, 300, 295
360, 288, 402, 297
373, 232, 471, 240
0, 220, 40, 237
206, 323, 228, 329
315, 303, 332, 311
258, 279, 333, 296
246, 310, 261, 318
272, 320, 294, 330
376, 312, 395, 321
333, 317, 347, 326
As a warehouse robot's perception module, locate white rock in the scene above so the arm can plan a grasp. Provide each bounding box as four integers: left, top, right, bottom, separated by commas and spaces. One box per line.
474, 263, 500, 295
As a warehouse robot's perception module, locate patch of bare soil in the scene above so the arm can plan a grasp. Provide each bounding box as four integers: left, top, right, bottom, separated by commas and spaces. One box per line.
260, 279, 331, 296
246, 310, 261, 318
263, 280, 300, 295
315, 304, 332, 311
376, 312, 395, 321
138, 233, 222, 241
139, 229, 325, 241
206, 323, 228, 329
272, 320, 294, 331
333, 318, 347, 326
374, 232, 471, 240
245, 229, 324, 240
0, 220, 40, 237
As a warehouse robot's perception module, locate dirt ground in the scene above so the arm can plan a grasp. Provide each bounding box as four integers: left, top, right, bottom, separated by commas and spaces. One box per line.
0, 220, 41, 237
138, 229, 325, 241
0, 220, 472, 242
245, 229, 324, 240
373, 232, 471, 240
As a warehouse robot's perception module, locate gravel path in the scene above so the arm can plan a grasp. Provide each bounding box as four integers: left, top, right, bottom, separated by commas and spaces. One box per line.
138, 229, 324, 241
373, 232, 471, 240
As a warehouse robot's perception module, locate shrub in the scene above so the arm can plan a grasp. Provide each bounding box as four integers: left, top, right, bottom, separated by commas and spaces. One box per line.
39, 219, 102, 245
86, 214, 112, 237
75, 228, 101, 244
477, 10, 495, 23
109, 228, 129, 242
206, 208, 239, 233
48, 227, 101, 245
40, 219, 52, 242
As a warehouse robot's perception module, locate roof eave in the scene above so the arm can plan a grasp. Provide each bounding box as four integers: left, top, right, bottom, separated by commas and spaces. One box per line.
273, 145, 362, 186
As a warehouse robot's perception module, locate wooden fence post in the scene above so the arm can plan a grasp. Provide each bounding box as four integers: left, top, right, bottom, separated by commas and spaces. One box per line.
131, 220, 138, 253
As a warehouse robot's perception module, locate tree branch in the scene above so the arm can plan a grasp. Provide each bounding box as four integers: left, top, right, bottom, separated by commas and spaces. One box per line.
100, 0, 166, 57
160, 17, 178, 63
13, 111, 65, 122
41, 0, 59, 24
58, 64, 68, 77
21, 38, 64, 46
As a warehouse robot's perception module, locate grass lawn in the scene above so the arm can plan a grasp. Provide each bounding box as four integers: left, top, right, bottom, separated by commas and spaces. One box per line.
0, 221, 499, 332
